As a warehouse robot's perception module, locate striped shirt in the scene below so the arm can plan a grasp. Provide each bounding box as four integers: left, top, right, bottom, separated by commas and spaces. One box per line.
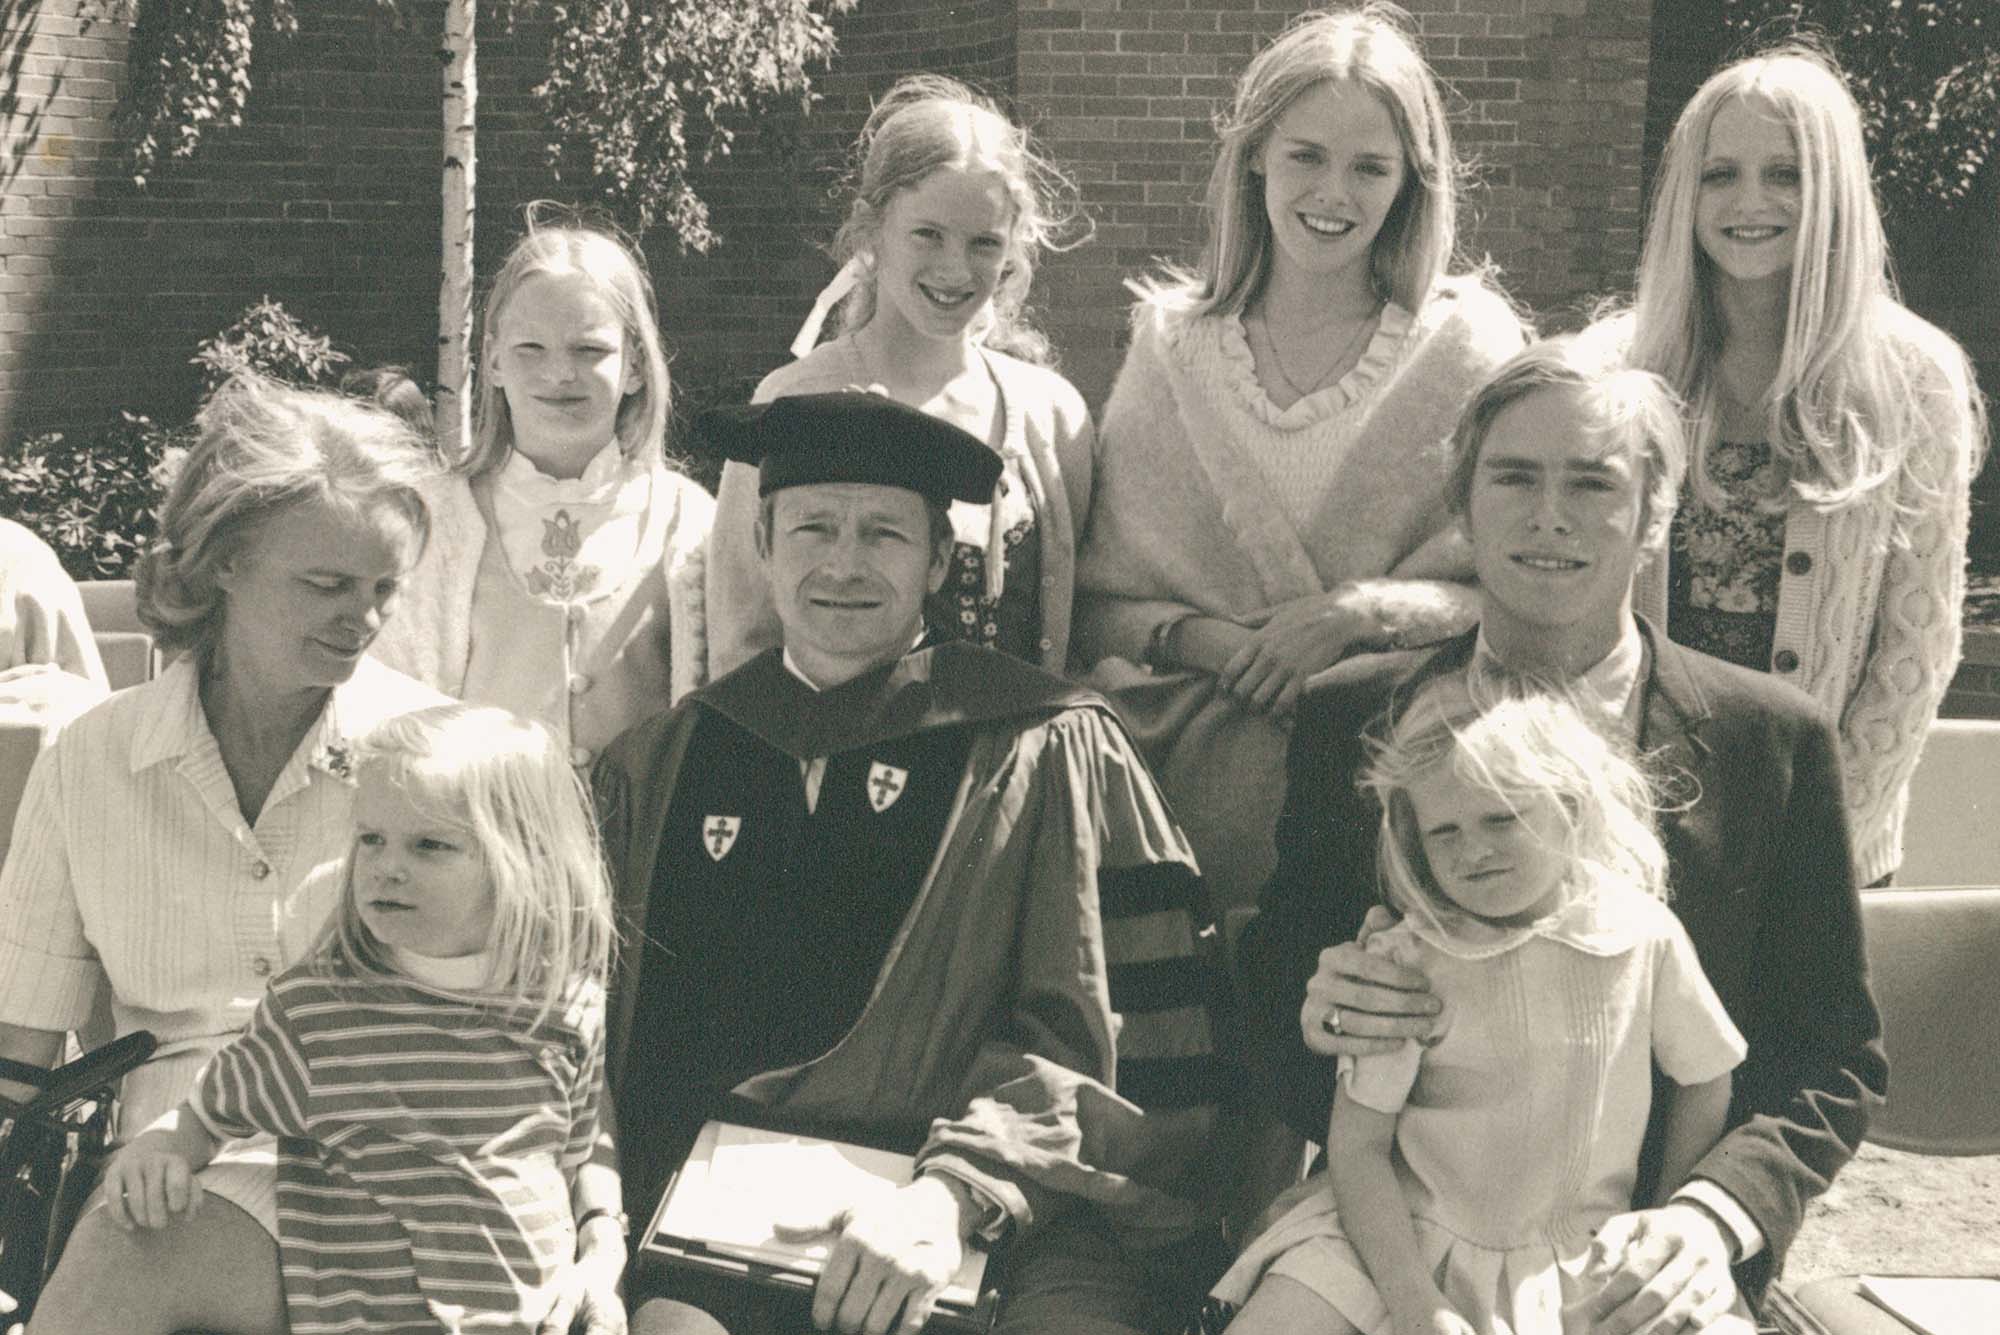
190, 959, 605, 1334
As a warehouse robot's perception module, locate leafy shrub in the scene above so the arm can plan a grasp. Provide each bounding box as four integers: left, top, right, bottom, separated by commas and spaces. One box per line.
1724, 0, 2000, 215
191, 296, 350, 394
0, 413, 182, 582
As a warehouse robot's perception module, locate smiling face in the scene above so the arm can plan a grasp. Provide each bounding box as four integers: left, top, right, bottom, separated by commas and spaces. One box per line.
1257, 78, 1407, 301
487, 271, 641, 478
351, 760, 495, 960
1694, 95, 1802, 292
867, 164, 1015, 345
760, 482, 950, 687
212, 497, 420, 695
1406, 763, 1569, 925
1462, 384, 1646, 669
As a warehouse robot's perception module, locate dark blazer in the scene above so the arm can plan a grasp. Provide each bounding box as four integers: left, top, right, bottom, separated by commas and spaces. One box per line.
1236, 618, 1887, 1298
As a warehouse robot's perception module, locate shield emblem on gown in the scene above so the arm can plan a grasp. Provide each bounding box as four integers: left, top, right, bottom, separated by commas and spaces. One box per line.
866, 762, 908, 813
702, 815, 741, 861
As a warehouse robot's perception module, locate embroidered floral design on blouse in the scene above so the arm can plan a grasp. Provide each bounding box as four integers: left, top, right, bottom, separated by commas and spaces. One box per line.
1669, 439, 1787, 670
930, 514, 1035, 649
523, 509, 603, 602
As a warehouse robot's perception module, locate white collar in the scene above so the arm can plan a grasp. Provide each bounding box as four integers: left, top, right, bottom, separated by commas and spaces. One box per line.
494, 440, 632, 503
1401, 881, 1664, 961
781, 648, 825, 693
1471, 616, 1645, 730
780, 633, 927, 694
128, 654, 393, 778
388, 943, 498, 991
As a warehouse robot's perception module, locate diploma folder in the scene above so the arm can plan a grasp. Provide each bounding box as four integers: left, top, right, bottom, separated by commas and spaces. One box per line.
639, 1119, 997, 1333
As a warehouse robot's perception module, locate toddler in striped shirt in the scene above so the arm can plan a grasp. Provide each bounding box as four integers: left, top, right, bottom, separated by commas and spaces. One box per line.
99, 704, 623, 1334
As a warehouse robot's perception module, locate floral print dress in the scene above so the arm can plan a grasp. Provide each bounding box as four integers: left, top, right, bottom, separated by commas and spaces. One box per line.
1667, 440, 1788, 672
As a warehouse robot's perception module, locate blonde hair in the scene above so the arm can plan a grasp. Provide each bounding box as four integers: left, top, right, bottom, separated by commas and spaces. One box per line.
320, 704, 616, 1027
1630, 44, 1986, 513
1363, 678, 1668, 937
1446, 335, 1689, 552
827, 74, 1084, 365
136, 373, 437, 663
464, 218, 672, 478
1140, 3, 1460, 319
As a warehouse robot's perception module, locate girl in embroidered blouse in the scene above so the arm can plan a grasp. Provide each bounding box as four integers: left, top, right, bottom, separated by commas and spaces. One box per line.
71, 705, 622, 1335
707, 75, 1096, 678
1203, 684, 1750, 1335
1072, 5, 1526, 909
1608, 45, 1986, 887
371, 219, 716, 770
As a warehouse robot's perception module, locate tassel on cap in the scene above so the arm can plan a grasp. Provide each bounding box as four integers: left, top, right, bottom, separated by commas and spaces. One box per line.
789, 255, 866, 360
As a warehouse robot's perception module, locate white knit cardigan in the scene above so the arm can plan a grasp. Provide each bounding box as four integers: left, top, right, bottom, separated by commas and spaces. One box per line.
1635, 305, 1983, 884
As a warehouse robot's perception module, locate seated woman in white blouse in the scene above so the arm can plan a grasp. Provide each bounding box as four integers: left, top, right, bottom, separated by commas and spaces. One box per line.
0, 374, 444, 1333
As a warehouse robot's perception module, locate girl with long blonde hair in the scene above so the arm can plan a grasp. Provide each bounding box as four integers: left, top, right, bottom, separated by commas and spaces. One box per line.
1616, 43, 1986, 885
91, 705, 623, 1335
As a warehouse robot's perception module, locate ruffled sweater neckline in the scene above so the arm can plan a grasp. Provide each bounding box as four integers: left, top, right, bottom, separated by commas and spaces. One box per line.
1209, 301, 1415, 428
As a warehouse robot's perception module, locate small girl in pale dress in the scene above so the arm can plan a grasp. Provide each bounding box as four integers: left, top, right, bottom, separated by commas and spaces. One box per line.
1207, 682, 1754, 1335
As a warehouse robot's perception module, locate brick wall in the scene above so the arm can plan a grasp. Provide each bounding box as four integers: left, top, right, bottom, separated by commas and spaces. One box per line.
2, 0, 1654, 440
0, 0, 1013, 443
0, 3, 487, 437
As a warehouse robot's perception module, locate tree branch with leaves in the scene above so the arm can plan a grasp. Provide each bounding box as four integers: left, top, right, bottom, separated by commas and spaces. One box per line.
534, 0, 856, 254
95, 0, 856, 456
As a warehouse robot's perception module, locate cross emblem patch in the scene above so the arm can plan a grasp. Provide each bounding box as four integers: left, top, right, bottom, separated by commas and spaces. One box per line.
702, 815, 742, 861
867, 762, 908, 813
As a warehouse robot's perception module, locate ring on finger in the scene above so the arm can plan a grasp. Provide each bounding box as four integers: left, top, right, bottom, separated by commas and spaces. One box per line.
1322, 1005, 1343, 1036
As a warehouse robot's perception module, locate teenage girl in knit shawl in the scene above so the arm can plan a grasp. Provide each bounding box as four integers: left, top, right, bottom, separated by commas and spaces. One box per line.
1073, 5, 1527, 909
707, 75, 1095, 678
1599, 44, 1986, 888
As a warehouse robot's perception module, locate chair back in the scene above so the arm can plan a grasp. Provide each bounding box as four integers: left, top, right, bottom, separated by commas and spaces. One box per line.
1860, 886, 2000, 1155
75, 580, 156, 690
1897, 718, 2000, 888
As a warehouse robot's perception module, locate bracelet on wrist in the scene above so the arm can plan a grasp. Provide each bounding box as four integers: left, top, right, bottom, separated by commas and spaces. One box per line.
575, 1206, 629, 1237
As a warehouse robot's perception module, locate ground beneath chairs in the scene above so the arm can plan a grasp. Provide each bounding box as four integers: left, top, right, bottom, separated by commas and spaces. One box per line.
1786, 1143, 2000, 1280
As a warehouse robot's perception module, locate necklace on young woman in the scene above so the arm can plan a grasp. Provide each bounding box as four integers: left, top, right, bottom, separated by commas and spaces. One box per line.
1251, 304, 1381, 402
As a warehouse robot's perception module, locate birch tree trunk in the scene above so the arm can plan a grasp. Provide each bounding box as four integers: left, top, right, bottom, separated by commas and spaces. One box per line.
436, 0, 476, 462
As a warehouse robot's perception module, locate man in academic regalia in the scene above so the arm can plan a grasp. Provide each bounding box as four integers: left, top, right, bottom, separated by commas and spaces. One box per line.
596, 392, 1229, 1335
